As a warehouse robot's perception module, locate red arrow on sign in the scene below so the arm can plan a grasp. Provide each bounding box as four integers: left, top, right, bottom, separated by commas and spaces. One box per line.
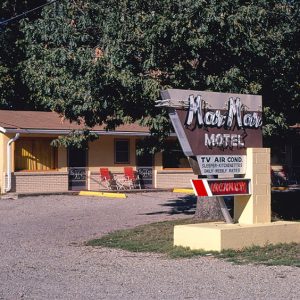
190, 179, 212, 196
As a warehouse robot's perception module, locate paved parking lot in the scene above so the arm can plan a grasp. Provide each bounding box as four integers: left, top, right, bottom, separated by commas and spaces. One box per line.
0, 192, 299, 299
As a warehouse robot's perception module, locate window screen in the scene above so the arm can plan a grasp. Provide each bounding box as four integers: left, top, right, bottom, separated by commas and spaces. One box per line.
15, 138, 57, 171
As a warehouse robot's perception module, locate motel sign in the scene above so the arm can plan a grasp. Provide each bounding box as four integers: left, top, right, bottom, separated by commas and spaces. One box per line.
163, 90, 299, 251
158, 89, 263, 176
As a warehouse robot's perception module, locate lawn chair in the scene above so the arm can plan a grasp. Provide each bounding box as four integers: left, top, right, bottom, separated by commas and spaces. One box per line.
100, 168, 120, 190
124, 167, 141, 189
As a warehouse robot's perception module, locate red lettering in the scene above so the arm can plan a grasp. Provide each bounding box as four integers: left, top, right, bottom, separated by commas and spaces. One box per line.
208, 180, 249, 195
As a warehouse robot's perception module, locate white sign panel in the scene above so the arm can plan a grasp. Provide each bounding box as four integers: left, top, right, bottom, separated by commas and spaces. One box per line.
197, 155, 246, 175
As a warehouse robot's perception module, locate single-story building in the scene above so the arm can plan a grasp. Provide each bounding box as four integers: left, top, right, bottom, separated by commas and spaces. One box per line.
266, 124, 300, 185
1, 110, 299, 194
0, 110, 197, 194
284, 124, 300, 180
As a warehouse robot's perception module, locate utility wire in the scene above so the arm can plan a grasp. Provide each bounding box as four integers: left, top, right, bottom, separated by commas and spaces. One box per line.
0, 0, 58, 26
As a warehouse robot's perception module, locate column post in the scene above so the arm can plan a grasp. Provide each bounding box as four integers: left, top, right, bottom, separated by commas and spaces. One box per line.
234, 148, 271, 224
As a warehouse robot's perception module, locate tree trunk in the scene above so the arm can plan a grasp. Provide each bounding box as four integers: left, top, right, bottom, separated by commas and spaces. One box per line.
193, 174, 225, 221
194, 196, 225, 221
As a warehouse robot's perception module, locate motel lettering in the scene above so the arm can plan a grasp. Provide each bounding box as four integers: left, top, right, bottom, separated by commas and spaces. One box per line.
204, 133, 245, 148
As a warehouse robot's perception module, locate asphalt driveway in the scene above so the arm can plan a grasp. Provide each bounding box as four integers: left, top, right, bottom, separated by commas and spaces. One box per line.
0, 193, 299, 299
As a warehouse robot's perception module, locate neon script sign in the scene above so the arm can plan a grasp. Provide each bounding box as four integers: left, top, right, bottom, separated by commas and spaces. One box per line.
185, 95, 262, 129
185, 95, 262, 150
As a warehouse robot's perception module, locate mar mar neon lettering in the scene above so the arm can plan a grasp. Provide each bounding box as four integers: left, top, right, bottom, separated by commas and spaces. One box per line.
209, 181, 247, 193
185, 95, 262, 129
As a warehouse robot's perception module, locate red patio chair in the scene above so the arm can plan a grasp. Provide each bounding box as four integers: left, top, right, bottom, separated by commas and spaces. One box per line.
124, 167, 141, 189
100, 168, 120, 190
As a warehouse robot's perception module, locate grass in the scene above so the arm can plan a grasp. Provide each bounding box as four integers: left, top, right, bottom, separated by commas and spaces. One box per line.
86, 218, 300, 266
219, 243, 300, 266
86, 219, 208, 258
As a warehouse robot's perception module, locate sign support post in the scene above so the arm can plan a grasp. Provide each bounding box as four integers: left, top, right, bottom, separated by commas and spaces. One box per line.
217, 197, 234, 224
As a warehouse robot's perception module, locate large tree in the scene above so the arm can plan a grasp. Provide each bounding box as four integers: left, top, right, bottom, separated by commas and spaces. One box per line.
0, 0, 48, 109
21, 0, 300, 134
21, 0, 300, 219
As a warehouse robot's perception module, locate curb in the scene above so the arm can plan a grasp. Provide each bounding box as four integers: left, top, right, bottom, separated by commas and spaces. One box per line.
79, 191, 126, 198
8, 188, 173, 198
173, 188, 194, 194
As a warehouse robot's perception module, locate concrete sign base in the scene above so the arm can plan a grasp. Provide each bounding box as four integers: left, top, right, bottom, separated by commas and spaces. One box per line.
174, 148, 300, 251
174, 221, 300, 251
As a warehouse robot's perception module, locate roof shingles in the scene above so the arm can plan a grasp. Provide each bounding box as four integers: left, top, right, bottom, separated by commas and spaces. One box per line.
0, 110, 148, 133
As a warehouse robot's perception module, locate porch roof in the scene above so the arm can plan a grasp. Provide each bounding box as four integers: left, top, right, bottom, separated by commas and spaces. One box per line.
0, 110, 150, 136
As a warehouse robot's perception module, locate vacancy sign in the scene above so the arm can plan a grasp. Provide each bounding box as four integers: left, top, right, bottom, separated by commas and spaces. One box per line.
191, 179, 251, 197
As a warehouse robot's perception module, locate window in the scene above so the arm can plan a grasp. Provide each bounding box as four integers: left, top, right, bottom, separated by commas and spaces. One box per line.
292, 142, 300, 166
15, 138, 57, 171
115, 139, 130, 164
163, 140, 190, 169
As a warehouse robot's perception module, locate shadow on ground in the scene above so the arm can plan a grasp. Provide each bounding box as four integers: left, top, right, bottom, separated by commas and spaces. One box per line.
140, 189, 300, 220
141, 194, 197, 216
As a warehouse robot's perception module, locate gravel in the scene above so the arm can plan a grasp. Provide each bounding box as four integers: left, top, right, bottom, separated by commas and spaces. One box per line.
0, 192, 299, 300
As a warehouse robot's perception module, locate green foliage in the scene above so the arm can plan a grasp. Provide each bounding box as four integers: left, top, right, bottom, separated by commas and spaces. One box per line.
0, 64, 14, 106
51, 129, 98, 148
19, 0, 300, 144
263, 107, 288, 136
0, 0, 48, 109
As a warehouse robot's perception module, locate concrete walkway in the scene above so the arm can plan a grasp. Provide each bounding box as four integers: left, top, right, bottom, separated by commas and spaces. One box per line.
0, 193, 299, 299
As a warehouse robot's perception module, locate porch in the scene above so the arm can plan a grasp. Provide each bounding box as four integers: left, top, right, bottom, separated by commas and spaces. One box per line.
1, 132, 196, 194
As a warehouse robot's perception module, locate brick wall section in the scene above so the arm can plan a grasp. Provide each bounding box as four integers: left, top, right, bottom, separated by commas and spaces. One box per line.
7, 172, 68, 193
156, 171, 197, 188
90, 172, 102, 190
